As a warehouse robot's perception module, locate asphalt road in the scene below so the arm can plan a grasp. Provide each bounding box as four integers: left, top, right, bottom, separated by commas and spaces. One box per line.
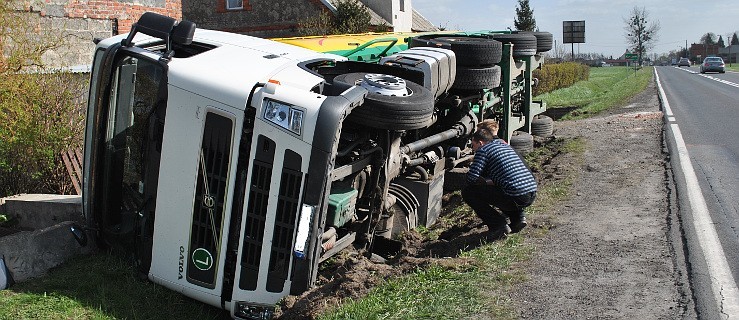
657, 65, 739, 319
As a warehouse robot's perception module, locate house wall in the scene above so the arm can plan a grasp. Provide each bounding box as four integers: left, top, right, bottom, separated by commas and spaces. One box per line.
361, 0, 412, 32
689, 43, 720, 60
9, 0, 181, 68
182, 0, 328, 38
718, 45, 738, 63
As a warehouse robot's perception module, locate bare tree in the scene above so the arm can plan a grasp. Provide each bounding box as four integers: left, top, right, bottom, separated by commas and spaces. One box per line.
623, 6, 660, 65
700, 32, 717, 45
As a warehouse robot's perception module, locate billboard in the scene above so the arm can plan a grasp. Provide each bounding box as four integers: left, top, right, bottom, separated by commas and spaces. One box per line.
563, 21, 585, 44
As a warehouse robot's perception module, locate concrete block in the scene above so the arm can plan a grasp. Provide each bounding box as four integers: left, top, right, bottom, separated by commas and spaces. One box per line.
1, 194, 83, 230
0, 221, 96, 283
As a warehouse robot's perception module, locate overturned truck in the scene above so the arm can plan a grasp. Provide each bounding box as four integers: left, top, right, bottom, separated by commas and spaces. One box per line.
80, 13, 551, 319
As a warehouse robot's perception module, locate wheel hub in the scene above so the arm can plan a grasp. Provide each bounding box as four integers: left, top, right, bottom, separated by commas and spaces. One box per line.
359, 74, 410, 97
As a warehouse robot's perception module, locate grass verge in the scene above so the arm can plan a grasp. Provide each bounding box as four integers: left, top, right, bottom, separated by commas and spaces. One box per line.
536, 66, 652, 119
0, 254, 227, 320
318, 137, 586, 319
726, 64, 739, 72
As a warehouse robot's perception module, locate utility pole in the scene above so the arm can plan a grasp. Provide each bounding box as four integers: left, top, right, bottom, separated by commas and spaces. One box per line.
685, 40, 688, 58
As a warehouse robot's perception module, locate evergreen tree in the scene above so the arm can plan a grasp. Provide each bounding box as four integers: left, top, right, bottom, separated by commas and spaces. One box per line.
732, 32, 739, 46
514, 0, 536, 31
717, 35, 725, 48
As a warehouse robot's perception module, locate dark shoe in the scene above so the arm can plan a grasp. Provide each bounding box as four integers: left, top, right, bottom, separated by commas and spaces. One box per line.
509, 217, 527, 234
488, 224, 511, 240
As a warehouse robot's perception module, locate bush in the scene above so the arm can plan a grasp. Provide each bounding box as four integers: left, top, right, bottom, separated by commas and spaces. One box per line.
1, 5, 87, 197
0, 72, 87, 197
533, 62, 590, 97
299, 0, 371, 35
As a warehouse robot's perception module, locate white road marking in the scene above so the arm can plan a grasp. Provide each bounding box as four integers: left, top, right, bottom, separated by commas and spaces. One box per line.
656, 68, 739, 315
672, 66, 739, 88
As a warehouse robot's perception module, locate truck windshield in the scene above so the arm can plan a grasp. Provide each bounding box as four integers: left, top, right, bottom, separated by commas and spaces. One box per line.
99, 54, 165, 238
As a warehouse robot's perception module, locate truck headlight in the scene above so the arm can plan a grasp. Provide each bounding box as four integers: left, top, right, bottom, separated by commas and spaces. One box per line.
263, 99, 304, 136
234, 302, 275, 320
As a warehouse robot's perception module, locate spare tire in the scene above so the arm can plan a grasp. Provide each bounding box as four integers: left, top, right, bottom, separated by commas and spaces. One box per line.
509, 131, 534, 155
519, 31, 553, 52
428, 36, 503, 66
531, 115, 554, 137
489, 33, 537, 57
452, 65, 502, 90
333, 72, 435, 130
408, 35, 441, 48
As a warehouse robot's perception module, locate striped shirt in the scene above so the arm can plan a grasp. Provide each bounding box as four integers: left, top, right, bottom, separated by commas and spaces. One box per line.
466, 139, 538, 196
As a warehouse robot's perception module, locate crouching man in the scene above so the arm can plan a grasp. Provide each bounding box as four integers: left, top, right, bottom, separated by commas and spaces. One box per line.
463, 119, 538, 239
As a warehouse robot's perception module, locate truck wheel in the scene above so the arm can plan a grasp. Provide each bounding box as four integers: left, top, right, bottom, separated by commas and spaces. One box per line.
452, 65, 502, 90
519, 31, 553, 52
531, 115, 554, 137
334, 72, 435, 130
428, 36, 503, 66
408, 34, 440, 48
509, 131, 534, 155
489, 33, 538, 57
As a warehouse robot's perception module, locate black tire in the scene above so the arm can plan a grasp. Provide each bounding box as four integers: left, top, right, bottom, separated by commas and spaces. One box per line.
428, 36, 503, 66
333, 72, 435, 130
489, 33, 538, 57
509, 131, 534, 155
408, 35, 440, 48
530, 115, 554, 137
452, 65, 502, 90
519, 32, 553, 52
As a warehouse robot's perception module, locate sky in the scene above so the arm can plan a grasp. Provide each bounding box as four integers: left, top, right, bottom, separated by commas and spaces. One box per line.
412, 0, 739, 59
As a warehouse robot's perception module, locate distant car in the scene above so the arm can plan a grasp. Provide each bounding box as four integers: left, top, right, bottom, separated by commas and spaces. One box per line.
677, 58, 691, 67
671, 58, 677, 66
700, 56, 725, 73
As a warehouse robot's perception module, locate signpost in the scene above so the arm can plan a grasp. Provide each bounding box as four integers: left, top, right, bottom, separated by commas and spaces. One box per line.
563, 20, 585, 61
625, 53, 638, 75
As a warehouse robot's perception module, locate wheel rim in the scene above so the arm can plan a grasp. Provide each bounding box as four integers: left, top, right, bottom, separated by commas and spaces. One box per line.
360, 74, 411, 97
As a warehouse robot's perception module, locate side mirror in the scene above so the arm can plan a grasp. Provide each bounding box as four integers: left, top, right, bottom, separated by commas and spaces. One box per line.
172, 20, 196, 46
70, 224, 88, 247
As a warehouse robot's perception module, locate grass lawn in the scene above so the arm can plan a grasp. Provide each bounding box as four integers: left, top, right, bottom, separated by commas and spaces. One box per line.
0, 254, 228, 320
535, 66, 653, 119
726, 64, 739, 72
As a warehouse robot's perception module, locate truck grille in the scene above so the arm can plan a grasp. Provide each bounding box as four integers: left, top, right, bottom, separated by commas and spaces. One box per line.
187, 112, 233, 289
266, 150, 303, 292
239, 136, 275, 290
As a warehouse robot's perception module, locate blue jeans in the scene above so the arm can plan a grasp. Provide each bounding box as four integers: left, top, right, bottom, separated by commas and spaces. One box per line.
462, 185, 536, 228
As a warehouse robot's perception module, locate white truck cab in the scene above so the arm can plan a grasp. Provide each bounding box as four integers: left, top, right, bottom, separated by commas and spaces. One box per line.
82, 12, 495, 319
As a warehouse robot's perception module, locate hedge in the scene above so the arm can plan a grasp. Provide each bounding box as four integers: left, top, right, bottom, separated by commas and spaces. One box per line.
533, 62, 590, 97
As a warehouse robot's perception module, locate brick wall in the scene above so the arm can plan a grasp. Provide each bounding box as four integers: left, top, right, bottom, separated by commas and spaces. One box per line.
183, 0, 327, 38
8, 0, 182, 68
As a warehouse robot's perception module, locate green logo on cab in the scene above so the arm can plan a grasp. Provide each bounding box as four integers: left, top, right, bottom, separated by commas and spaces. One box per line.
192, 248, 213, 271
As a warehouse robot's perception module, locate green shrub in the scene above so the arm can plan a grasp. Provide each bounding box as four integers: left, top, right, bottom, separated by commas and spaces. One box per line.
0, 5, 87, 197
0, 72, 87, 197
533, 62, 590, 96
299, 0, 371, 35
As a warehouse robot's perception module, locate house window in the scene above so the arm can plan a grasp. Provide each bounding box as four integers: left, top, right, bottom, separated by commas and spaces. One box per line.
399, 0, 405, 12
227, 0, 243, 10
